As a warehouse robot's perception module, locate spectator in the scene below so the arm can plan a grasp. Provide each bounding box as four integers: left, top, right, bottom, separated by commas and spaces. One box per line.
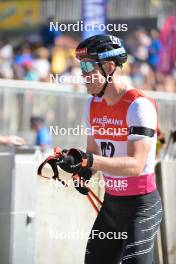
13, 44, 33, 79
130, 27, 151, 62
30, 116, 52, 148
59, 55, 83, 90
159, 16, 176, 74
148, 29, 162, 71
0, 18, 175, 93
33, 47, 50, 81
22, 60, 39, 81
51, 36, 78, 75
40, 17, 62, 48
13, 44, 33, 67
0, 38, 14, 78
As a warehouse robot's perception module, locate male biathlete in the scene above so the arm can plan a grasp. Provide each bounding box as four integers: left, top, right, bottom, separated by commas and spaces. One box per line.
53, 34, 163, 263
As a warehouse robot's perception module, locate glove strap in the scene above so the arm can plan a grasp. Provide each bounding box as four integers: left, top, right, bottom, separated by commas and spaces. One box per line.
81, 153, 93, 168
37, 147, 67, 187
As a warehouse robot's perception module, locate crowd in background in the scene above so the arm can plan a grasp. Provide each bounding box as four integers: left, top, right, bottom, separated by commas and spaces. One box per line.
0, 16, 176, 93
124, 17, 176, 93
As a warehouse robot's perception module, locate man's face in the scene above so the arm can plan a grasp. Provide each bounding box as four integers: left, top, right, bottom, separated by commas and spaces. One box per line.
80, 58, 107, 95
30, 122, 36, 131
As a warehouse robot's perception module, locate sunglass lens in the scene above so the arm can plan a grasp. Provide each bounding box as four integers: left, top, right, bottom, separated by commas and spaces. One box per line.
80, 62, 95, 73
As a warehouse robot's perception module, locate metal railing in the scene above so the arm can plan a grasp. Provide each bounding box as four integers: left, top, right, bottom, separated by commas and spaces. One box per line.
40, 0, 175, 22
0, 78, 176, 149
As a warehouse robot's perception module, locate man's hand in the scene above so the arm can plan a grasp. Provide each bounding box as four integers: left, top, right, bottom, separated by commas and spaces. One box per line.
72, 167, 92, 195
0, 135, 25, 146
38, 147, 93, 194
58, 148, 94, 173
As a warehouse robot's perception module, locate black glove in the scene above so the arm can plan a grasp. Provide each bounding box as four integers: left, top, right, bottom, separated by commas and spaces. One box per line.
72, 167, 92, 195
58, 148, 93, 174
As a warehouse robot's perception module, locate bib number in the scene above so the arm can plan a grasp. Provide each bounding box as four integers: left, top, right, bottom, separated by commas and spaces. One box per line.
100, 142, 115, 157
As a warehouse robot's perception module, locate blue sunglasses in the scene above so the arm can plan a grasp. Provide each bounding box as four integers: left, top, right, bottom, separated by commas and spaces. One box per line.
80, 61, 99, 73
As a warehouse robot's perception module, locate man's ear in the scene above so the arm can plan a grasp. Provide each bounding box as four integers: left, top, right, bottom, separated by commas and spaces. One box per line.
110, 61, 116, 71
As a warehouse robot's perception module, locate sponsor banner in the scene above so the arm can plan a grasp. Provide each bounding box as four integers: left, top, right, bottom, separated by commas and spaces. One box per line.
0, 0, 40, 29
82, 0, 107, 39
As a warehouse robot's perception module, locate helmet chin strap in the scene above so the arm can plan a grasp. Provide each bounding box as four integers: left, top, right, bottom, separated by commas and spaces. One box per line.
92, 62, 116, 98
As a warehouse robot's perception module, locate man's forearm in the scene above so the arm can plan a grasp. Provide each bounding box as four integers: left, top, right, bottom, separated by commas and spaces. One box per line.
92, 155, 143, 177
0, 136, 8, 145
